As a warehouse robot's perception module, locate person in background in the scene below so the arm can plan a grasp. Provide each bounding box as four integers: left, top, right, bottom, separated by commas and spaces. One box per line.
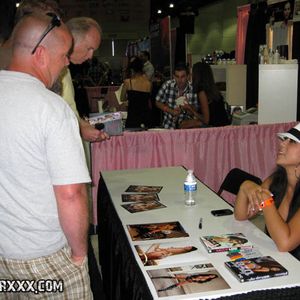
283, 1, 292, 25
120, 56, 152, 128
61, 17, 109, 143
234, 123, 300, 261
140, 50, 154, 81
180, 62, 230, 128
0, 13, 92, 298
155, 62, 198, 129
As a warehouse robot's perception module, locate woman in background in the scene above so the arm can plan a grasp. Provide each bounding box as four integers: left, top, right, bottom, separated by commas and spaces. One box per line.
180, 62, 229, 128
283, 1, 292, 25
121, 56, 152, 128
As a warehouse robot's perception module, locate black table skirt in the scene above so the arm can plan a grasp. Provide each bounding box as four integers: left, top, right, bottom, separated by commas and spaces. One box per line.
98, 176, 153, 300
97, 176, 300, 300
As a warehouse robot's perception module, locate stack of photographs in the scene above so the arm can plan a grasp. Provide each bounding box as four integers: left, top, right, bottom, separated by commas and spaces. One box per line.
121, 185, 165, 213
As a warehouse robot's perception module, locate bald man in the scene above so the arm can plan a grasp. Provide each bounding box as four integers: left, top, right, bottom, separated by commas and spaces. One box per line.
0, 14, 93, 299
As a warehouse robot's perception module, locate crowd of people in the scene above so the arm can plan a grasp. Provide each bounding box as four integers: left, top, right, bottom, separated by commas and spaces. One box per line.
121, 56, 230, 129
1, 0, 300, 299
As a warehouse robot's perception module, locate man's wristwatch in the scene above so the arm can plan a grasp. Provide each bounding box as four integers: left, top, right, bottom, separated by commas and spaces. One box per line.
259, 197, 274, 209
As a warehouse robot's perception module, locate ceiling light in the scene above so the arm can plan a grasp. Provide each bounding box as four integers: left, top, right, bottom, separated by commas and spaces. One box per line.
157, 9, 162, 14
169, 3, 174, 8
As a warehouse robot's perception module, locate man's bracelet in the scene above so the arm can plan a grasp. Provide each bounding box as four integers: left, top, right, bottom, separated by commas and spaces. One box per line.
259, 197, 274, 209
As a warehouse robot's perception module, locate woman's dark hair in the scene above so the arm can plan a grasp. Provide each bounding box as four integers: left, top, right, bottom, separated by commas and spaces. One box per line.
128, 57, 144, 74
269, 165, 300, 219
192, 62, 221, 103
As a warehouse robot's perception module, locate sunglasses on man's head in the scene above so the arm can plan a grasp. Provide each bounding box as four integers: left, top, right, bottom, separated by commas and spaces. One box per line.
31, 12, 61, 55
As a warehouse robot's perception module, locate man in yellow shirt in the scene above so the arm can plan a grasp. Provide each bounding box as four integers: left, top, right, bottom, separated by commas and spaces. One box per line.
63, 17, 109, 143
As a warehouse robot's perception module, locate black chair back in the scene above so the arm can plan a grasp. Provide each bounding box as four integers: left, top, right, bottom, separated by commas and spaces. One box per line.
217, 168, 262, 196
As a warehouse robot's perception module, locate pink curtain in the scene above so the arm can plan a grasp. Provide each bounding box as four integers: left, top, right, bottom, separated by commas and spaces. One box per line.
235, 4, 250, 64
91, 122, 296, 224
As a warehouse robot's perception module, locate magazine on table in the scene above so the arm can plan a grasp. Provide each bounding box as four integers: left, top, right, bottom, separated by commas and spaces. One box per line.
147, 263, 230, 297
121, 200, 166, 213
134, 240, 206, 267
125, 185, 163, 193
200, 233, 253, 253
121, 193, 160, 202
127, 221, 189, 241
225, 256, 288, 282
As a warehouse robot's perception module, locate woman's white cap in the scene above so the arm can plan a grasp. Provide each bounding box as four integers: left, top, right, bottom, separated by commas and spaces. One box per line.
277, 123, 300, 143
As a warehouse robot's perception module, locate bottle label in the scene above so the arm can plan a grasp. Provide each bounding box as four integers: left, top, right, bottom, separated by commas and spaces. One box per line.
184, 183, 197, 192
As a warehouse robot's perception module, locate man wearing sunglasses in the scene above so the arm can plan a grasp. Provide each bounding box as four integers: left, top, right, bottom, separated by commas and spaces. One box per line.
0, 13, 93, 299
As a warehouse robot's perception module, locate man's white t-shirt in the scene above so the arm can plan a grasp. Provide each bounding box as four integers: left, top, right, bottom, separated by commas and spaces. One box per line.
0, 71, 91, 259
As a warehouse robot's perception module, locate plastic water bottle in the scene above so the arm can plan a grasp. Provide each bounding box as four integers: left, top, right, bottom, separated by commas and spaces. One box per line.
184, 170, 197, 206
274, 49, 280, 64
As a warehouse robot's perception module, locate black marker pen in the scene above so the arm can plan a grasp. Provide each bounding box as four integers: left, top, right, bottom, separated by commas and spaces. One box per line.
199, 217, 203, 229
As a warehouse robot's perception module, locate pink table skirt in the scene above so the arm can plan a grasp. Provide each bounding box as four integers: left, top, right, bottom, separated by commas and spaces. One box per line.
91, 122, 296, 225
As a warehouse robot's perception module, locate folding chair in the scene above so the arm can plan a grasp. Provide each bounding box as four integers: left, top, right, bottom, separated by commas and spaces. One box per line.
217, 168, 262, 196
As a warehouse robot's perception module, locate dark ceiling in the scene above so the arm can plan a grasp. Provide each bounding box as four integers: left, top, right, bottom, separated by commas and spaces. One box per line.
150, 0, 221, 18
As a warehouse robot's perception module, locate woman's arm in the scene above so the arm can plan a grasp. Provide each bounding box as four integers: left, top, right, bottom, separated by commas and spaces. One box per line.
181, 101, 201, 119
234, 178, 272, 220
263, 199, 300, 252
236, 177, 300, 253
198, 91, 210, 125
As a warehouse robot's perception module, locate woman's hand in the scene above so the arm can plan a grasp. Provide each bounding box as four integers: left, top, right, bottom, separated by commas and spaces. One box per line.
235, 180, 272, 220
181, 102, 194, 115
241, 181, 271, 213
181, 102, 201, 119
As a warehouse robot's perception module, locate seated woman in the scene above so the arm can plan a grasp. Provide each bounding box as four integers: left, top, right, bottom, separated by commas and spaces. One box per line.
234, 123, 300, 260
121, 56, 152, 128
180, 62, 230, 128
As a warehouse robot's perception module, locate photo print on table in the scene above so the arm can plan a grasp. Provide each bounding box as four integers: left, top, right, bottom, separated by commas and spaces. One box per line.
121, 193, 160, 202
127, 221, 189, 241
134, 240, 206, 267
121, 200, 166, 213
147, 263, 230, 297
125, 185, 163, 193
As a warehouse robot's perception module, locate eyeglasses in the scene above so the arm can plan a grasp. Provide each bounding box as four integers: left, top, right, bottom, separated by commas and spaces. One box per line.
31, 12, 61, 55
